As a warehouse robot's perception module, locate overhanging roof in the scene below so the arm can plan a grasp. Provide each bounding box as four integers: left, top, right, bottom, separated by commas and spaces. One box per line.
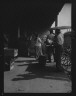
2, 1, 65, 34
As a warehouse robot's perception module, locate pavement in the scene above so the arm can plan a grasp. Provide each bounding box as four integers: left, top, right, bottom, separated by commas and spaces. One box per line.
4, 57, 72, 93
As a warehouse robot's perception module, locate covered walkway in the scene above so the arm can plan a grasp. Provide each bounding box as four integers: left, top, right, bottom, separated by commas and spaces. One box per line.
4, 57, 72, 93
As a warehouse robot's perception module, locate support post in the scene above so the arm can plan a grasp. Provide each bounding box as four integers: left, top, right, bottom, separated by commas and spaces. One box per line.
18, 26, 20, 38
55, 16, 58, 33
55, 15, 58, 27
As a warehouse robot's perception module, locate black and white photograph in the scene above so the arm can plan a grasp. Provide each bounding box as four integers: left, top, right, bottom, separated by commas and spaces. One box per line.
2, 1, 73, 93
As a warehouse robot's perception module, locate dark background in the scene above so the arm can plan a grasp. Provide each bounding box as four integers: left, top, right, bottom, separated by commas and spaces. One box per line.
1, 1, 68, 49
2, 1, 65, 34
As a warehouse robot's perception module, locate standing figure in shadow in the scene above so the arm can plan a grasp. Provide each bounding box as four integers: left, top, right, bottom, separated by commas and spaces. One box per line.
54, 29, 64, 72
35, 34, 43, 59
45, 30, 55, 63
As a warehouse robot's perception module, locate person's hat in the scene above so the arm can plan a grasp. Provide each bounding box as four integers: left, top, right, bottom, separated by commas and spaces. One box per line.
47, 34, 54, 39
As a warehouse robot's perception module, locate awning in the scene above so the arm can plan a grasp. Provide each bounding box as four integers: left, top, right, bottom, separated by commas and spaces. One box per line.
2, 1, 65, 35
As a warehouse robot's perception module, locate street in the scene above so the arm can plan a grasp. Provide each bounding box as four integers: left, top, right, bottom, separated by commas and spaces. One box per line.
4, 57, 72, 93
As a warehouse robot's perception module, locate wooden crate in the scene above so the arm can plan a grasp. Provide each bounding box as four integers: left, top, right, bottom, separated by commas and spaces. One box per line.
4, 48, 18, 71
4, 48, 18, 57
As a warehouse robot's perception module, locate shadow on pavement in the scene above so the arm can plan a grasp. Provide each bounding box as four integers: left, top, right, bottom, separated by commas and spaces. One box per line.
12, 61, 70, 81
15, 60, 38, 66
15, 59, 36, 63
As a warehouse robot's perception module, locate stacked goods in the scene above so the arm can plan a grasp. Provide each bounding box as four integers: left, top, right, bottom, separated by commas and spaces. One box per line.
4, 48, 18, 71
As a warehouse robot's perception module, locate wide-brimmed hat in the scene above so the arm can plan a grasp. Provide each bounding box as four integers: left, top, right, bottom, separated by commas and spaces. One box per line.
47, 33, 55, 40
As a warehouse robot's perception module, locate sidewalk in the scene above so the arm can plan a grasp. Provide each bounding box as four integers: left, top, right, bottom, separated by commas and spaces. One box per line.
4, 57, 72, 93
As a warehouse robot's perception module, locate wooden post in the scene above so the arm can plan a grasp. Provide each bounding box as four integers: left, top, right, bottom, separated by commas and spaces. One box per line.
18, 26, 20, 38
55, 16, 58, 33
55, 16, 58, 27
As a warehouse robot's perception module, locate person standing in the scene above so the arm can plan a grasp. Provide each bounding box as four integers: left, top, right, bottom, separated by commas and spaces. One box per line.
41, 35, 47, 56
45, 33, 55, 62
35, 35, 43, 59
54, 29, 64, 72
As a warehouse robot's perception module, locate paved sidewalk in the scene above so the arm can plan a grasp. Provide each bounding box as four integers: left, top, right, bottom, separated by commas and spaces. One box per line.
4, 57, 72, 93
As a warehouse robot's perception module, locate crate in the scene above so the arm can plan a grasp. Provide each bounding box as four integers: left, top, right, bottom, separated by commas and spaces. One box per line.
4, 48, 18, 57
4, 48, 18, 71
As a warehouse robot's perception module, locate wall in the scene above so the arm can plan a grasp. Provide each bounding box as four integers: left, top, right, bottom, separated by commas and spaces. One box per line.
51, 3, 71, 34
58, 3, 71, 27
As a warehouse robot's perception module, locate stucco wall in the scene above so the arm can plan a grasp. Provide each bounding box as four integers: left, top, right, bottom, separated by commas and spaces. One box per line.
51, 3, 71, 28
